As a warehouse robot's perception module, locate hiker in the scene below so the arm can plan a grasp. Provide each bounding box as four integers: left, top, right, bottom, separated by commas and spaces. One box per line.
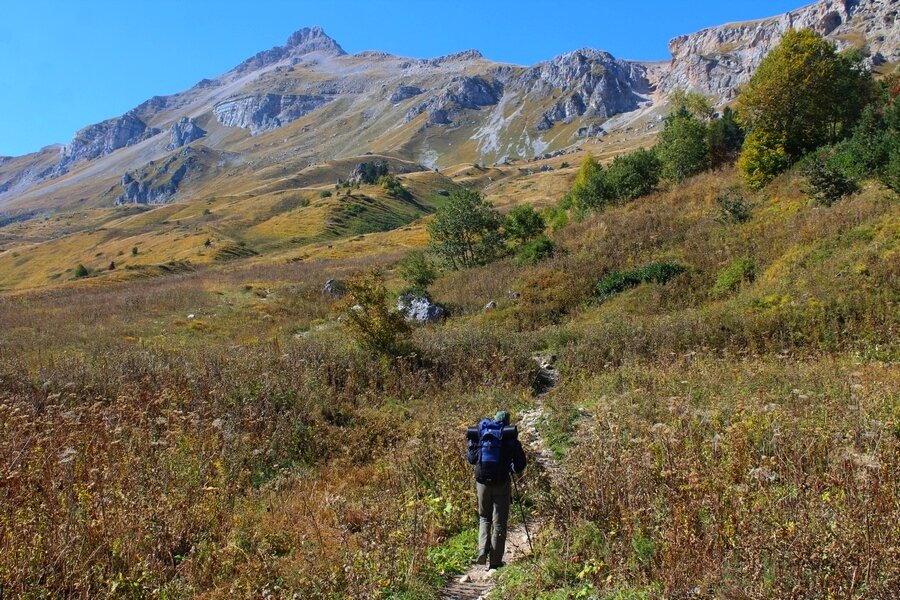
466, 410, 527, 570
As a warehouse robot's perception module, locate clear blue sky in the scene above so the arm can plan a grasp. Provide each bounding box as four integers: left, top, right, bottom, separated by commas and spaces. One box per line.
1, 0, 803, 157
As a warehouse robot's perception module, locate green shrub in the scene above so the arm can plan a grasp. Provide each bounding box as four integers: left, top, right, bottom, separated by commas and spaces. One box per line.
606, 148, 662, 200
131, 246, 139, 256
823, 92, 899, 192
803, 151, 858, 206
398, 250, 438, 292
427, 188, 506, 269
882, 146, 900, 193
707, 106, 745, 167
567, 153, 610, 213
355, 160, 390, 184
829, 107, 892, 179
738, 129, 791, 189
595, 262, 687, 301
320, 190, 332, 198
565, 149, 662, 217
380, 175, 413, 201
631, 531, 656, 566
656, 108, 709, 183
711, 257, 756, 297
543, 206, 569, 232
669, 88, 715, 121
515, 235, 555, 265
74, 264, 89, 278
504, 204, 546, 246
715, 188, 752, 224
342, 270, 412, 357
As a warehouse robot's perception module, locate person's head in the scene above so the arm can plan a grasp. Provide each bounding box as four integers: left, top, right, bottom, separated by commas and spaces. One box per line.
495, 410, 510, 425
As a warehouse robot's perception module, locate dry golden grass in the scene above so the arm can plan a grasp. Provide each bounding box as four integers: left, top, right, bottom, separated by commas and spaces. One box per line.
0, 151, 897, 599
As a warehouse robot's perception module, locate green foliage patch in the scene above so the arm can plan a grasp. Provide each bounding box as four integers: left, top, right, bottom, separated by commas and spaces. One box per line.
380, 174, 413, 201
595, 262, 687, 301
711, 257, 756, 298
515, 235, 555, 266
504, 204, 547, 247
428, 189, 506, 269
398, 250, 438, 293
802, 150, 859, 206
657, 108, 709, 183
737, 29, 873, 186
715, 188, 753, 224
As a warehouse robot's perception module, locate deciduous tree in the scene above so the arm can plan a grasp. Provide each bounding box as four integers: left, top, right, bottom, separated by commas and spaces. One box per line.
736, 29, 872, 186
427, 189, 505, 269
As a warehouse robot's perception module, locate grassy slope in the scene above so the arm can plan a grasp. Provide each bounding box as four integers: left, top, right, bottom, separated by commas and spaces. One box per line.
0, 157, 460, 289
0, 155, 896, 598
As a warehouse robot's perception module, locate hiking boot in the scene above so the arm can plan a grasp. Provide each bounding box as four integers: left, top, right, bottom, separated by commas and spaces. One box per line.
487, 562, 504, 572
475, 553, 488, 565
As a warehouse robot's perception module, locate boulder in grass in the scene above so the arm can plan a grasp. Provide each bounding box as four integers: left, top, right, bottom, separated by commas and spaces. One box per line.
323, 279, 348, 298
397, 293, 446, 323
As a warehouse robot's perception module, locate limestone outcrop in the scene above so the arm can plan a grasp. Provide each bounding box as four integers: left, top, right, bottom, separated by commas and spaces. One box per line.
213, 94, 332, 134
661, 0, 899, 103
59, 114, 159, 168
167, 117, 206, 150
513, 49, 652, 130
405, 75, 504, 125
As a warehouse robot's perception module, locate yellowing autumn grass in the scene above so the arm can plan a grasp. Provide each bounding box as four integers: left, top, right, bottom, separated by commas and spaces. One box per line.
0, 158, 897, 598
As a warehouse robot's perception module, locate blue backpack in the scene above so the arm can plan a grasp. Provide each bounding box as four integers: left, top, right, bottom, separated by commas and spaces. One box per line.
477, 418, 505, 483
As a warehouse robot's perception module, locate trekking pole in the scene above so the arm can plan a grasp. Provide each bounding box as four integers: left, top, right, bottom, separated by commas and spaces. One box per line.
511, 475, 534, 553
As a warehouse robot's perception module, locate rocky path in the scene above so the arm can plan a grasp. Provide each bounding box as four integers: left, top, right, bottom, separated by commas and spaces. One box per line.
440, 356, 560, 600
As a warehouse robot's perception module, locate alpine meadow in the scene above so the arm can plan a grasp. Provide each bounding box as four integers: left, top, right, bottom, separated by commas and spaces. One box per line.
0, 1, 898, 599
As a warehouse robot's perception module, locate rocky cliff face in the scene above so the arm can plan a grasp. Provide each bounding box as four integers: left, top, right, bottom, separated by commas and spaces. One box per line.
514, 49, 652, 130
0, 147, 60, 202
167, 117, 206, 150
661, 0, 899, 103
116, 164, 188, 205
59, 113, 159, 169
115, 146, 208, 205
3, 2, 897, 212
390, 85, 423, 103
405, 75, 505, 125
213, 94, 333, 134
234, 26, 346, 74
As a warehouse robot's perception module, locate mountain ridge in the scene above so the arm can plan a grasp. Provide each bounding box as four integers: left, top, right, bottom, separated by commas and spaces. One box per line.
1, 0, 895, 216
0, 0, 895, 293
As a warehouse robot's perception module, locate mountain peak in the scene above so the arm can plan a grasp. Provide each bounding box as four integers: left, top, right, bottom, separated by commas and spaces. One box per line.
229, 26, 345, 75
284, 26, 346, 56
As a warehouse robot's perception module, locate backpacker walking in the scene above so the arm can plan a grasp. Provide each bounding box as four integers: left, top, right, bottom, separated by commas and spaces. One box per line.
466, 410, 527, 570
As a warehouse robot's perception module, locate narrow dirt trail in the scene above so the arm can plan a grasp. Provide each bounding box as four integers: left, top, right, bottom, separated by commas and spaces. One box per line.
440, 356, 560, 600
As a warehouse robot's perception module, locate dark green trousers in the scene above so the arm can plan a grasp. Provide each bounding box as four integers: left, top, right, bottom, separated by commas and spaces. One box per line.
476, 479, 511, 567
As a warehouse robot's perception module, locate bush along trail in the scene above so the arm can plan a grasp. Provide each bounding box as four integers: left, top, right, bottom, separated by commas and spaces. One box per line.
440, 355, 561, 600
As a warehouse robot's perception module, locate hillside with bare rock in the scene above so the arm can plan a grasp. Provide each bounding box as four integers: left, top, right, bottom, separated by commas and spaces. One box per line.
0, 0, 895, 292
